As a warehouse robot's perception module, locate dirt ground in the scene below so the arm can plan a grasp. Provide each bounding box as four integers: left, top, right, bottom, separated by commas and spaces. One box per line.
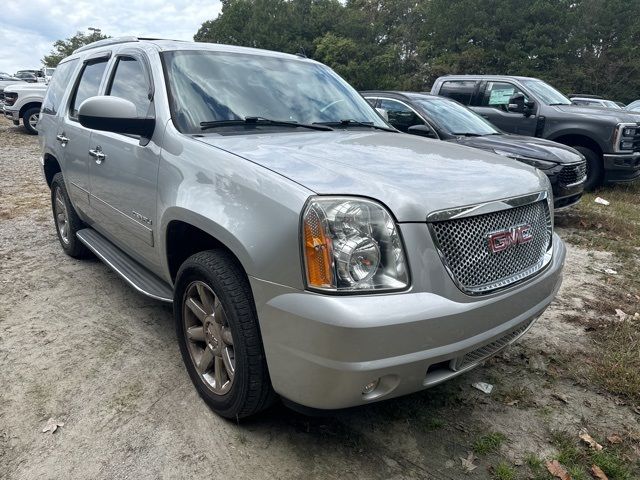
0, 116, 638, 480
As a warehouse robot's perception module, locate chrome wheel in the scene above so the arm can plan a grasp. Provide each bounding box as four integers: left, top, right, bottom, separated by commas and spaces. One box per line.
54, 187, 69, 244
183, 281, 235, 395
28, 112, 39, 130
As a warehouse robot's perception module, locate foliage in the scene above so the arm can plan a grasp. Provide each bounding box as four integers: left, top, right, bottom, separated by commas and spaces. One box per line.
194, 0, 640, 102
42, 31, 109, 67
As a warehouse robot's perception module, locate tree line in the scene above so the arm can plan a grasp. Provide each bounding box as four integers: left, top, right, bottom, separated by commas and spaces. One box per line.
194, 0, 640, 103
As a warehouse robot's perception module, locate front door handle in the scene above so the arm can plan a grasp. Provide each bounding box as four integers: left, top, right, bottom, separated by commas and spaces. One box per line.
89, 146, 106, 165
56, 134, 69, 146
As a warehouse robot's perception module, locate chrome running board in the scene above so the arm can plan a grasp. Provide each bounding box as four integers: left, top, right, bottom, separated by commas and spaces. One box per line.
77, 228, 173, 303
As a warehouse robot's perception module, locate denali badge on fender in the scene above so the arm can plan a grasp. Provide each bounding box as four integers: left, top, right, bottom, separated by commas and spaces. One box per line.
487, 224, 533, 253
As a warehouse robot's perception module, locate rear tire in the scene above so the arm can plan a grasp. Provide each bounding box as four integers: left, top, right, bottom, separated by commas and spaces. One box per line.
51, 173, 90, 258
573, 146, 603, 191
174, 250, 275, 419
22, 107, 40, 135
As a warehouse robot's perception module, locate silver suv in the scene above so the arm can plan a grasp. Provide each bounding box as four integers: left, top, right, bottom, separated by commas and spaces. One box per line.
38, 37, 565, 418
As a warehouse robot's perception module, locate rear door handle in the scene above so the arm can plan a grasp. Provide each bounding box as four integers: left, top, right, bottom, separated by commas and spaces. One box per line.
56, 134, 69, 146
89, 146, 106, 164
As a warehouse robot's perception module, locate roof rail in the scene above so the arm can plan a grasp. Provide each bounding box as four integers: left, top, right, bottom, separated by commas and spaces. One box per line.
74, 36, 139, 54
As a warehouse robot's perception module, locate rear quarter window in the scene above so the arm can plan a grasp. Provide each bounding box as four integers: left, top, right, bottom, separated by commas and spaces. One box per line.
438, 80, 477, 105
41, 59, 79, 115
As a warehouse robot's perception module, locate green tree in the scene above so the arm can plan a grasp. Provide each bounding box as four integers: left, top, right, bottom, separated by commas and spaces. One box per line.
42, 30, 109, 67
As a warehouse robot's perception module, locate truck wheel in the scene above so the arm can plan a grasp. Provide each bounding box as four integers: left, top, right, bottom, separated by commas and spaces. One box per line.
174, 250, 275, 419
50, 173, 90, 258
573, 146, 603, 191
22, 107, 40, 135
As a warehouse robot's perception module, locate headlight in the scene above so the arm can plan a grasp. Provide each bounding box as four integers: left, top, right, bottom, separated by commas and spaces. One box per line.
302, 197, 409, 292
614, 123, 637, 152
493, 149, 556, 170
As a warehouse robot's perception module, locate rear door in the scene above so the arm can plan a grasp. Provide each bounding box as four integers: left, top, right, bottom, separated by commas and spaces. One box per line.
87, 51, 159, 266
59, 54, 110, 215
472, 80, 538, 135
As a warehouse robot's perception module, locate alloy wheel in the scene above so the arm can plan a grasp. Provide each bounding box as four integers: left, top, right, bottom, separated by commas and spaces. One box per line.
29, 112, 39, 130
183, 281, 235, 395
54, 187, 69, 244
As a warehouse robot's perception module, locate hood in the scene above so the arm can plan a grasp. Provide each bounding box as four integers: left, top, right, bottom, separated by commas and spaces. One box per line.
4, 83, 47, 94
450, 134, 583, 164
195, 130, 548, 222
552, 104, 640, 123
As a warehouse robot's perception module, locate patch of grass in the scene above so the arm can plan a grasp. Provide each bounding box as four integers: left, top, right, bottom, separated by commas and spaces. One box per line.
492, 461, 516, 480
421, 416, 445, 431
495, 385, 534, 407
525, 453, 553, 480
591, 450, 632, 480
473, 432, 507, 455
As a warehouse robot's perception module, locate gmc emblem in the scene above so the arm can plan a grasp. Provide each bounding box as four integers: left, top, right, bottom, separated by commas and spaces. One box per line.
487, 224, 533, 253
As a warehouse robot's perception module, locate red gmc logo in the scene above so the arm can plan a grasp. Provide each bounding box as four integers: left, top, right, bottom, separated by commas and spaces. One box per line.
487, 224, 533, 253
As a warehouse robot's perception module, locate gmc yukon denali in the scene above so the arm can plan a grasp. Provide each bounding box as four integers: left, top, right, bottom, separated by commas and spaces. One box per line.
431, 75, 640, 190
38, 38, 565, 418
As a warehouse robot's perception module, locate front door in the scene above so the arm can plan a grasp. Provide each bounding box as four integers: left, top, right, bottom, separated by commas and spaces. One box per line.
87, 54, 160, 267
471, 81, 538, 136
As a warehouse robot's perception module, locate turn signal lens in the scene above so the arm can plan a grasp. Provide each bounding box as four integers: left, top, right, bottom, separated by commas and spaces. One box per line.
303, 203, 335, 288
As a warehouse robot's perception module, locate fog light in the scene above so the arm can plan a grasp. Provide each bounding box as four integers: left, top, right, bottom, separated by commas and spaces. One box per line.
362, 379, 379, 394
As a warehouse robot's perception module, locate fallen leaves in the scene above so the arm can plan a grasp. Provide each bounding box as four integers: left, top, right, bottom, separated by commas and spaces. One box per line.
591, 465, 608, 479
546, 459, 571, 479
459, 451, 478, 473
42, 417, 64, 434
607, 433, 623, 445
579, 430, 603, 451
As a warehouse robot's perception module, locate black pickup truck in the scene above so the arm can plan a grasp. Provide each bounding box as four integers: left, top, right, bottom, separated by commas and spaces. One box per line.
431, 75, 640, 190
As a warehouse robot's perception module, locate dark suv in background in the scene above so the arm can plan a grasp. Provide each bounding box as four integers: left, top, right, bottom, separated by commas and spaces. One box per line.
362, 91, 586, 209
430, 75, 640, 190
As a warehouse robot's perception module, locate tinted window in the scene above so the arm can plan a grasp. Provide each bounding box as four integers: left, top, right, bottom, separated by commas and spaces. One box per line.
42, 59, 79, 115
108, 57, 151, 116
438, 80, 477, 105
379, 98, 424, 133
162, 50, 386, 134
365, 97, 378, 107
414, 97, 498, 136
70, 60, 108, 117
481, 81, 529, 110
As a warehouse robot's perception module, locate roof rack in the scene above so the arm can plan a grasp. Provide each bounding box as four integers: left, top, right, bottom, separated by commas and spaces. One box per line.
74, 36, 139, 54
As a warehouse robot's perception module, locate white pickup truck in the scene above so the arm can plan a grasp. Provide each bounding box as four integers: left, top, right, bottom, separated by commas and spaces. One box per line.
3, 83, 47, 134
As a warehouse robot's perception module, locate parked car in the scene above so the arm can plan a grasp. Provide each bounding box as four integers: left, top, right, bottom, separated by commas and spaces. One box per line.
39, 37, 565, 418
570, 97, 622, 109
42, 66, 56, 84
431, 75, 640, 190
15, 69, 45, 82
3, 82, 47, 134
0, 74, 25, 102
625, 100, 640, 113
362, 91, 586, 210
14, 71, 38, 83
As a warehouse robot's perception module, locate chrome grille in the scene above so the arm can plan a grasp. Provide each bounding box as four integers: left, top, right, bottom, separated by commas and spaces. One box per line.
451, 319, 534, 371
558, 162, 587, 187
429, 200, 552, 295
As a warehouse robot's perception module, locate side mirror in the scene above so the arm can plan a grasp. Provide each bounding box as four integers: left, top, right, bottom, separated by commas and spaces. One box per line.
507, 93, 526, 113
407, 124, 437, 138
78, 96, 155, 138
375, 107, 389, 121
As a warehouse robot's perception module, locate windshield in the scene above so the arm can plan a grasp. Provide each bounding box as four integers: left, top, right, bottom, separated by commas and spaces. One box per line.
162, 50, 386, 133
45, 68, 55, 76
521, 79, 571, 105
413, 97, 499, 136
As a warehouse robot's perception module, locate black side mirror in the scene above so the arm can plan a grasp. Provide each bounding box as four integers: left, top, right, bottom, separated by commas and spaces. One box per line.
407, 124, 437, 138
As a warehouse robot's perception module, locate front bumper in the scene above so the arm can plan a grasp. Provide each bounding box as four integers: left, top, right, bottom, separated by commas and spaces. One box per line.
251, 232, 566, 410
603, 153, 640, 184
545, 164, 585, 210
3, 105, 20, 123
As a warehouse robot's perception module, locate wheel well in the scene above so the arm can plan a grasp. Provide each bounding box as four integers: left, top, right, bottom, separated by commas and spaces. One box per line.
166, 221, 244, 282
551, 134, 602, 156
43, 154, 61, 188
19, 102, 42, 118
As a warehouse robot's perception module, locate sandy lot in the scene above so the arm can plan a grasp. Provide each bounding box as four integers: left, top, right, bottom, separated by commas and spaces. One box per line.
0, 116, 638, 479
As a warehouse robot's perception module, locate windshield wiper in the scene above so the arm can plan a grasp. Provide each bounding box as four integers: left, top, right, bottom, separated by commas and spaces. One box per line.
452, 132, 483, 137
200, 116, 333, 131
314, 119, 396, 132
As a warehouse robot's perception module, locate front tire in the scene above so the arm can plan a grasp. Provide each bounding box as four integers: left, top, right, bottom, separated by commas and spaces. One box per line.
22, 107, 40, 135
174, 250, 275, 419
573, 146, 603, 191
51, 173, 90, 258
